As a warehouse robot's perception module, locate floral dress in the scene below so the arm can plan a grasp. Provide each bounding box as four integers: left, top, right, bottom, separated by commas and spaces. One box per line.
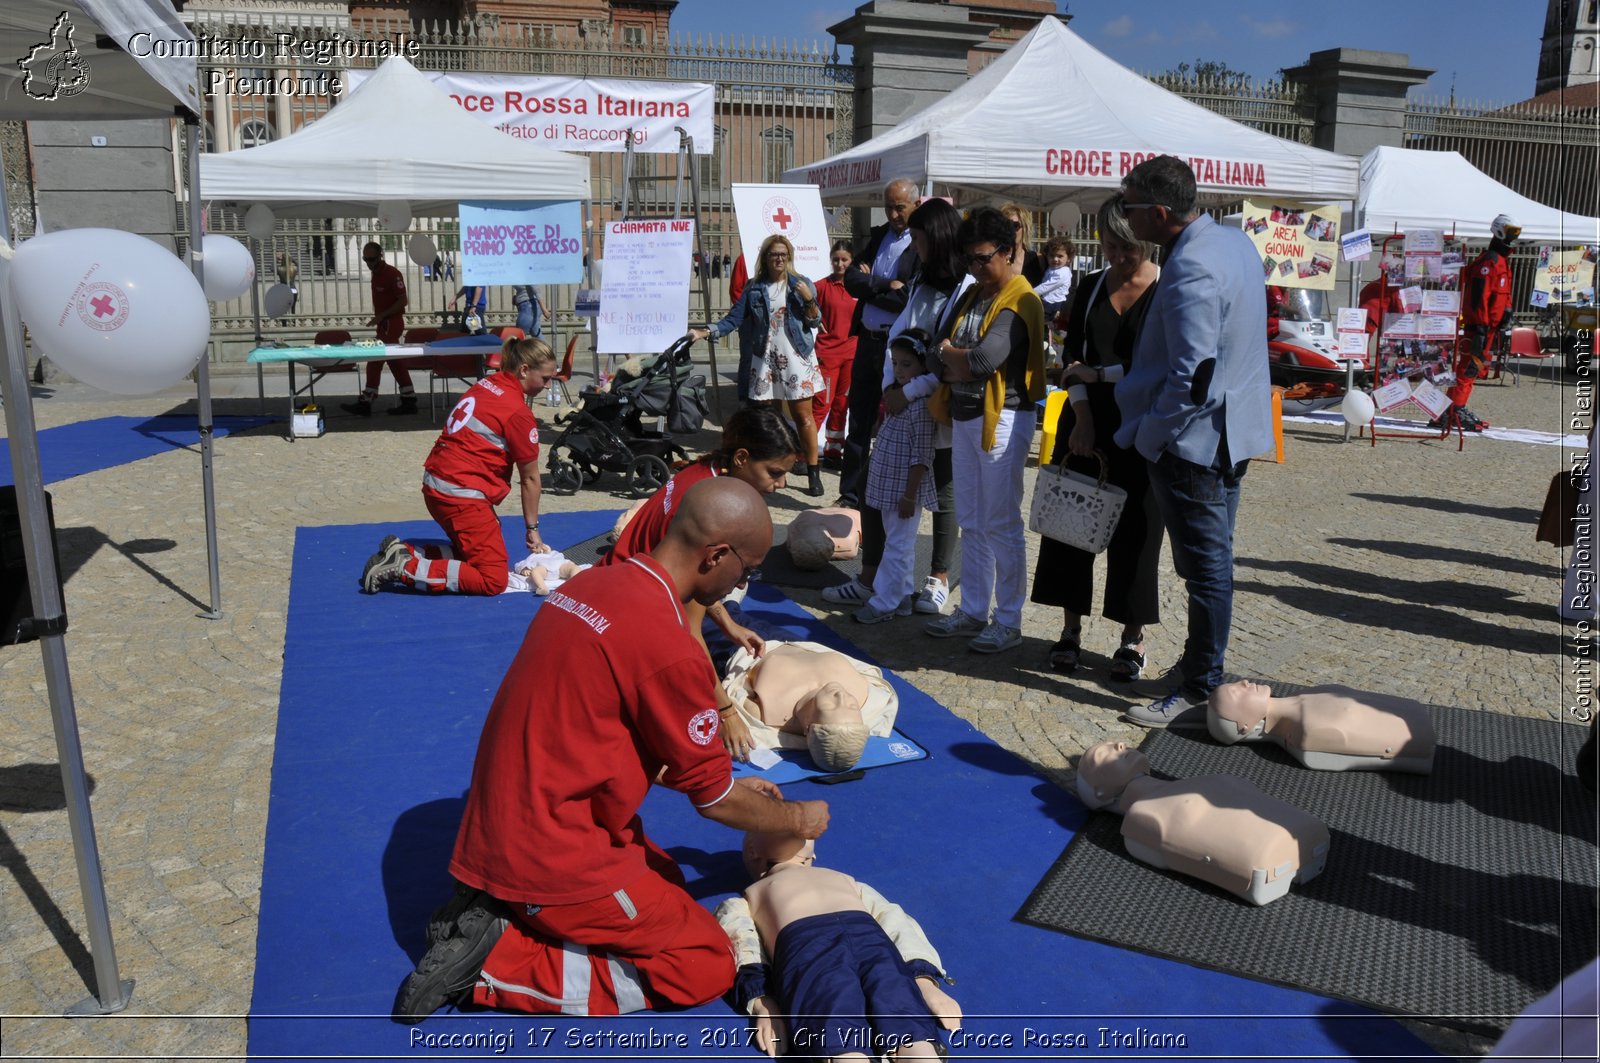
747, 280, 824, 402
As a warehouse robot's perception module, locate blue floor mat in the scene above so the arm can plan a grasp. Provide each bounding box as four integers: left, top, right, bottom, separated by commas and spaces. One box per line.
0, 415, 274, 485
251, 516, 1440, 1062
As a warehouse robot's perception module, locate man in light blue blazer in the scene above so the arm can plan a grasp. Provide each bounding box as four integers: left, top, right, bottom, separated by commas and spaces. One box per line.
1113, 155, 1273, 729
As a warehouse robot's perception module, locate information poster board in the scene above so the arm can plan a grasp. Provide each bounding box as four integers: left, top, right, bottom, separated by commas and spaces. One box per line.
597, 219, 695, 355
1242, 199, 1340, 291
346, 70, 714, 153
1533, 246, 1597, 306
459, 200, 584, 286
731, 184, 831, 284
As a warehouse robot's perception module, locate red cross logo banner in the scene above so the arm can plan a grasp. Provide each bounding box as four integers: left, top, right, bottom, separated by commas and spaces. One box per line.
761, 195, 801, 238
76, 281, 129, 333
687, 708, 720, 746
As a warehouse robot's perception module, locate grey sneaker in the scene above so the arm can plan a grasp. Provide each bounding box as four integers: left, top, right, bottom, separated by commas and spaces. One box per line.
1122, 689, 1208, 729
361, 536, 411, 593
822, 578, 871, 604
855, 596, 913, 624
969, 622, 1022, 654
913, 576, 950, 615
394, 892, 510, 1024
925, 610, 987, 639
1129, 663, 1186, 699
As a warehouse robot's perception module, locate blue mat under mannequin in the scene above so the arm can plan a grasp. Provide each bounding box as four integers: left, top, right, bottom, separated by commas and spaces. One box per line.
0, 414, 274, 486
250, 512, 1439, 1062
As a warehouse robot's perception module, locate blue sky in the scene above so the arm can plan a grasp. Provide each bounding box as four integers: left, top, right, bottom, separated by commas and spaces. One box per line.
668, 1, 1547, 106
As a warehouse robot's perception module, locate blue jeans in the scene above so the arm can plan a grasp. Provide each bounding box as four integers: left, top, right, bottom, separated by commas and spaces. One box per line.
1146, 446, 1247, 697
516, 300, 541, 338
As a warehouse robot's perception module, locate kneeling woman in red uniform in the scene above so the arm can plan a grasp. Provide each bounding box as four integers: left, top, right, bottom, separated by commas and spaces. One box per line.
361, 337, 557, 595
607, 406, 800, 754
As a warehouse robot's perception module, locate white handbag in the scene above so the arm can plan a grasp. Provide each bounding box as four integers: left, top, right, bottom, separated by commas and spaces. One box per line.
1028, 453, 1127, 554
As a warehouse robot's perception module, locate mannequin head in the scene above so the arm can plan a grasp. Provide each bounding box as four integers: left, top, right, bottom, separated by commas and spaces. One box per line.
786, 520, 837, 570
1075, 741, 1152, 809
741, 830, 816, 879
611, 498, 648, 542
1208, 680, 1273, 744
794, 681, 869, 771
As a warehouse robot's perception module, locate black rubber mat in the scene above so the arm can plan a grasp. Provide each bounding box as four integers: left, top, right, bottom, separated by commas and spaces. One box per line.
1019, 693, 1598, 1033
759, 530, 962, 592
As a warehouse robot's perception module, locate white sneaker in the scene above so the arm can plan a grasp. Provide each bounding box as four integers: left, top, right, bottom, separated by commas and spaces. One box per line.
913, 576, 950, 615
822, 578, 871, 604
969, 622, 1022, 654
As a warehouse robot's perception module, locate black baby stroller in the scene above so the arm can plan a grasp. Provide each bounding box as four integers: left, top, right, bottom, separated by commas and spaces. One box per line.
543, 335, 710, 497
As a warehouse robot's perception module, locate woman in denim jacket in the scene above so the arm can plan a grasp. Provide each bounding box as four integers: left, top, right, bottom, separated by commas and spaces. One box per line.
693, 234, 826, 495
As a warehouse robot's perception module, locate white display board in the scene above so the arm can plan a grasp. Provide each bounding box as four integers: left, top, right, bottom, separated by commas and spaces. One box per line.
596, 219, 695, 355
731, 183, 831, 284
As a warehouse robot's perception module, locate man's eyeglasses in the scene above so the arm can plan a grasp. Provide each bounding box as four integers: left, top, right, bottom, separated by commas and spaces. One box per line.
362, 255, 381, 263
728, 543, 763, 584
1120, 202, 1158, 214
964, 248, 1005, 267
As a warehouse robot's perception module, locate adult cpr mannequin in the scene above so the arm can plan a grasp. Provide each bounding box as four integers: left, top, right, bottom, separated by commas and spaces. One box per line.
1076, 741, 1330, 906
1207, 680, 1435, 774
722, 641, 897, 770
786, 507, 862, 570
715, 831, 960, 1059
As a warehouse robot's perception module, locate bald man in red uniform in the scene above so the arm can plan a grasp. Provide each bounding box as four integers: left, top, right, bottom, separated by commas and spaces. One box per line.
396, 478, 829, 1024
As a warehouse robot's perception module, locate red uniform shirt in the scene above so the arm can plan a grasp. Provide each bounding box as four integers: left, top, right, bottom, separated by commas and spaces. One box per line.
450, 555, 732, 905
423, 372, 540, 506
370, 261, 408, 342
603, 457, 721, 566
813, 276, 859, 369
1463, 248, 1512, 328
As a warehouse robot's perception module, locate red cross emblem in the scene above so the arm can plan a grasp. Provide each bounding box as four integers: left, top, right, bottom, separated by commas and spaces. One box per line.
76, 282, 129, 333
446, 395, 476, 435
761, 195, 801, 238
687, 708, 720, 746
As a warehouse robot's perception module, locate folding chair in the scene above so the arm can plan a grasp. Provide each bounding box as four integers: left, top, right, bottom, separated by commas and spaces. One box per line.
1508, 326, 1557, 385
302, 329, 358, 405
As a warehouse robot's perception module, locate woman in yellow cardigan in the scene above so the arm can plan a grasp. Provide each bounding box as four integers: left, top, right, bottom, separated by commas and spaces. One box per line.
923, 207, 1047, 654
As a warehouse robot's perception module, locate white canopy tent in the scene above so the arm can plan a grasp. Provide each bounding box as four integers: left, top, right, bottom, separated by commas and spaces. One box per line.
783, 16, 1359, 209
1358, 146, 1600, 245
199, 55, 591, 214
0, 0, 202, 120
0, 0, 207, 1018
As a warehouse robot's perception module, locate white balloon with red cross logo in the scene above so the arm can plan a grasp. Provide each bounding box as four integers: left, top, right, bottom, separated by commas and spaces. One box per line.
8, 227, 210, 395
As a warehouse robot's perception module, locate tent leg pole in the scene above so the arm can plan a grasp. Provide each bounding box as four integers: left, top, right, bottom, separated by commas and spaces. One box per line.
186, 120, 222, 619
0, 144, 133, 1018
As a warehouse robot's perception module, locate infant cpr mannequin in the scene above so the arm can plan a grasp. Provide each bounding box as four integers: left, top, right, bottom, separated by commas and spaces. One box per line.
785, 507, 862, 570
1208, 680, 1435, 774
1076, 741, 1330, 906
722, 641, 897, 771
715, 831, 959, 1059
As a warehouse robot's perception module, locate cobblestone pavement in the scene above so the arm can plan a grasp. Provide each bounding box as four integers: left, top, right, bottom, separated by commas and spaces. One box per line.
0, 361, 1584, 1060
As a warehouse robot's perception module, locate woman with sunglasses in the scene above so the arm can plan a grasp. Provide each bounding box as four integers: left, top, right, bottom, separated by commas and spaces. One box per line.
692, 234, 827, 496
922, 207, 1048, 655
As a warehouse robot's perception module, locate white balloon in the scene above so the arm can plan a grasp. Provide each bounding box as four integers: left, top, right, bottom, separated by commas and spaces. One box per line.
1341, 389, 1376, 426
244, 203, 275, 241
199, 235, 255, 300
408, 233, 439, 268
378, 200, 412, 231
263, 283, 296, 319
10, 228, 210, 395
1050, 201, 1082, 232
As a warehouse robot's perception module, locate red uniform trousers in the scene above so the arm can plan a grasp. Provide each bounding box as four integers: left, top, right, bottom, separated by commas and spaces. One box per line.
363, 317, 415, 395
1447, 326, 1490, 409
399, 492, 509, 595
472, 839, 735, 1015
813, 355, 854, 437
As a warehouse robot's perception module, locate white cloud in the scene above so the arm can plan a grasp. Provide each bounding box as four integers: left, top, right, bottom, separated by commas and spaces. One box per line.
1240, 16, 1295, 38
1103, 15, 1134, 38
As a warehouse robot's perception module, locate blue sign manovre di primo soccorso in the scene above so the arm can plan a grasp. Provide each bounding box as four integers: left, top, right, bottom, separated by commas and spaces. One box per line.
459, 200, 585, 286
